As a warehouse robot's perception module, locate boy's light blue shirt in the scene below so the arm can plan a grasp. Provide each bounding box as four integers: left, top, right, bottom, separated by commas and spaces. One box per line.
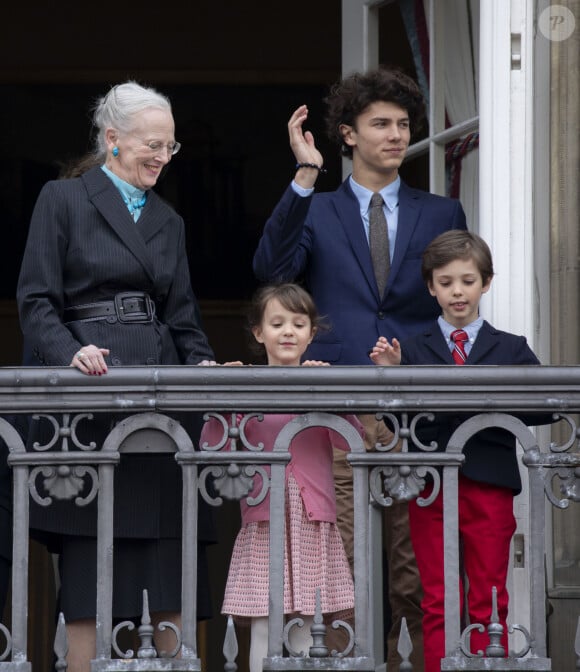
438, 315, 484, 356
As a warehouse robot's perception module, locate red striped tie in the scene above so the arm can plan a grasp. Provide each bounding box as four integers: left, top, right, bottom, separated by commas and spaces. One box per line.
450, 329, 468, 365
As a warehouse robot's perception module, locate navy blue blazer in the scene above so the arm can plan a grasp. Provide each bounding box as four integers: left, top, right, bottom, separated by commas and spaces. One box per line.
254, 178, 467, 365
400, 320, 543, 494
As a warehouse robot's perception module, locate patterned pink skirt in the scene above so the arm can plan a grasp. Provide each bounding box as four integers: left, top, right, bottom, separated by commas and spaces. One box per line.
222, 476, 354, 620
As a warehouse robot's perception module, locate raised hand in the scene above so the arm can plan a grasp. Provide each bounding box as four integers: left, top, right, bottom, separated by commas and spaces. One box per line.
288, 105, 325, 188
369, 336, 402, 366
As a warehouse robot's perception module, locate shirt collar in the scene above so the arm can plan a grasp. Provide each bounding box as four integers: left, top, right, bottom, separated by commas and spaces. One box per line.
101, 164, 146, 204
349, 174, 400, 214
438, 315, 484, 346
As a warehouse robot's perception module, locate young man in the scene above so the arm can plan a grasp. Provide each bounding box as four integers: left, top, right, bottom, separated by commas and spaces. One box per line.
253, 67, 467, 671
371, 230, 544, 672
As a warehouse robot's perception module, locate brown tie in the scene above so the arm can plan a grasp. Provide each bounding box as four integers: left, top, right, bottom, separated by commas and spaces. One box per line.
450, 329, 468, 365
369, 192, 390, 296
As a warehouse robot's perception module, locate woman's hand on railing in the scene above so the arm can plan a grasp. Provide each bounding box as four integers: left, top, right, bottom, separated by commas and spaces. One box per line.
70, 345, 110, 375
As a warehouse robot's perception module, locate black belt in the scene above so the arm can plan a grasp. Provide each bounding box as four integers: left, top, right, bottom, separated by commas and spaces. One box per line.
64, 292, 156, 323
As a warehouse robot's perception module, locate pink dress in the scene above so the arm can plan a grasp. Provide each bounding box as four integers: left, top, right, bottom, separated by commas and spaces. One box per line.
199, 413, 364, 621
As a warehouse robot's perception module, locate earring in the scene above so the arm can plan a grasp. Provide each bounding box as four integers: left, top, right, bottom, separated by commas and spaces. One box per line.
112, 146, 119, 157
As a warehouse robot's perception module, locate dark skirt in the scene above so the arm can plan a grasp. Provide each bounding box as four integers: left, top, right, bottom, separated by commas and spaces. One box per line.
27, 411, 216, 624
57, 535, 212, 621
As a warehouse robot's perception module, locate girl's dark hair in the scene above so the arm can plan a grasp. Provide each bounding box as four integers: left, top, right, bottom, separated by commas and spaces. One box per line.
421, 230, 495, 286
247, 283, 322, 360
325, 67, 426, 159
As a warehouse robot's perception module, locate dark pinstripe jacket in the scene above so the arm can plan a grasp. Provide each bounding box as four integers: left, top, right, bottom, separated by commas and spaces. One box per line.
16, 166, 214, 541
17, 165, 213, 368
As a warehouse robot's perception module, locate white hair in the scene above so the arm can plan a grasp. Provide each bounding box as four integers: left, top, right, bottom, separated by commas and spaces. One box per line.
92, 80, 172, 158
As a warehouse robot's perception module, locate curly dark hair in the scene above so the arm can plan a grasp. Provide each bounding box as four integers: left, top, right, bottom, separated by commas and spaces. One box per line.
324, 67, 426, 159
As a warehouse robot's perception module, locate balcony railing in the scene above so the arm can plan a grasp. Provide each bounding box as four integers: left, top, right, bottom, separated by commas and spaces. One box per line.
1, 364, 580, 671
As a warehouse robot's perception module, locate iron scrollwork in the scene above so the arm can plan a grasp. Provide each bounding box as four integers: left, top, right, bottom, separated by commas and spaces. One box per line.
199, 412, 270, 506
369, 412, 441, 506
28, 412, 100, 506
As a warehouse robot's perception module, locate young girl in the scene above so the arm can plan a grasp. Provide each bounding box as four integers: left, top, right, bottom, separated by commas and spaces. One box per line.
200, 283, 364, 672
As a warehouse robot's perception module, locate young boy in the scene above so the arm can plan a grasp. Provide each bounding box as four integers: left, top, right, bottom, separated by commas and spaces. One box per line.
370, 229, 542, 672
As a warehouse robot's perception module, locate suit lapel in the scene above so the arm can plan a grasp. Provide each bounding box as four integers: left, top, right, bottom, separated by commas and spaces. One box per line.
422, 325, 455, 364
416, 321, 501, 364
465, 321, 500, 363
334, 180, 380, 299
387, 181, 422, 290
82, 167, 157, 283
137, 191, 170, 243
338, 179, 424, 303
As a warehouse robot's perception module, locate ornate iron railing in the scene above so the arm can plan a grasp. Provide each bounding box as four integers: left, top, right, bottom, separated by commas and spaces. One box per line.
0, 365, 579, 671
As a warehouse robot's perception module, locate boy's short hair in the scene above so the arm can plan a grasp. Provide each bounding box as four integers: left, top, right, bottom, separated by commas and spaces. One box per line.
324, 67, 426, 159
422, 231, 495, 286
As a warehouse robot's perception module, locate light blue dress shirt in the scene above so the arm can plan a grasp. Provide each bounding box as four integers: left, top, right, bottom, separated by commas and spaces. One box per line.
438, 316, 484, 356
291, 174, 400, 262
101, 165, 147, 222
348, 175, 399, 262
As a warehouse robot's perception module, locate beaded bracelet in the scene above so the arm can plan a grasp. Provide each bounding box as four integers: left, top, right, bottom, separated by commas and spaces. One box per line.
295, 162, 328, 174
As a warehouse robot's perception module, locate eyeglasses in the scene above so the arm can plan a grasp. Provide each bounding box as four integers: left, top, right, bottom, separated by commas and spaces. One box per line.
130, 134, 182, 156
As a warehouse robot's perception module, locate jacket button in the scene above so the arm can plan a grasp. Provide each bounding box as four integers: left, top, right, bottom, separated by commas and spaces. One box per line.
377, 311, 385, 319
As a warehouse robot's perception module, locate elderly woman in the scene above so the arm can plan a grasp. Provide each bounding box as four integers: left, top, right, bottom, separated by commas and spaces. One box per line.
17, 82, 215, 672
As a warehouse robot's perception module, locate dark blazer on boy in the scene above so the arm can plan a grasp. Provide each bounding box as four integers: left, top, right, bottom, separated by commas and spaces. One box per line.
400, 320, 543, 494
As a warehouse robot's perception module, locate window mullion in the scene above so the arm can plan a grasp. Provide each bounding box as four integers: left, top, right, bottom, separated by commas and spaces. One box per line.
428, 0, 446, 195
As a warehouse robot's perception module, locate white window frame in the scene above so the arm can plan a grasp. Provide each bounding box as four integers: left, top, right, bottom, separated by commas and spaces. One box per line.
341, 0, 479, 196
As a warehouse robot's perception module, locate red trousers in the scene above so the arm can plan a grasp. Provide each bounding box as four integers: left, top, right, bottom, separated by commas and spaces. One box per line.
409, 474, 516, 672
